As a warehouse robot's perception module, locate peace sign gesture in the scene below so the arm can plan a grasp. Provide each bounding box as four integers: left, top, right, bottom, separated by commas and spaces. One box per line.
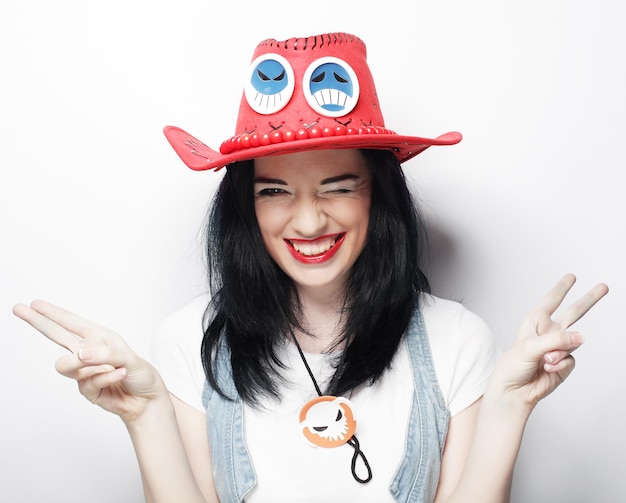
489, 273, 609, 408
13, 300, 166, 424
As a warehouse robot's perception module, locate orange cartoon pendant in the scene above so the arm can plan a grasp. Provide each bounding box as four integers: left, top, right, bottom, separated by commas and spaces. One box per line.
298, 396, 357, 448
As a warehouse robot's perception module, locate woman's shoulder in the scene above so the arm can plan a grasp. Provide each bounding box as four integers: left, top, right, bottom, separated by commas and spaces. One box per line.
156, 293, 211, 336
418, 293, 500, 416
419, 293, 491, 338
150, 293, 211, 412
152, 292, 210, 364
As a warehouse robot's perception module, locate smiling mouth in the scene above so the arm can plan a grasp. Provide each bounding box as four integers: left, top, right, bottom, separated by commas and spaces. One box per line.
286, 234, 345, 264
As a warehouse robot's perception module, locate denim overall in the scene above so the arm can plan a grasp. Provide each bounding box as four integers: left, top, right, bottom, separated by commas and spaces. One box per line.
202, 309, 450, 503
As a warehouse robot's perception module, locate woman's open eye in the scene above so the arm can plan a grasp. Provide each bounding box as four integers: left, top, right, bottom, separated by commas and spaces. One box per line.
256, 187, 288, 197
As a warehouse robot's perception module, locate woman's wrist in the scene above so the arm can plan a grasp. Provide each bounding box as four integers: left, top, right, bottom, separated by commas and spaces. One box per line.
482, 374, 536, 421
124, 396, 177, 437
120, 372, 175, 430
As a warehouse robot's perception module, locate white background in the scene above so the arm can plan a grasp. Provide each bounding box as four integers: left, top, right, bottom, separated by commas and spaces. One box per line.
1, 1, 623, 502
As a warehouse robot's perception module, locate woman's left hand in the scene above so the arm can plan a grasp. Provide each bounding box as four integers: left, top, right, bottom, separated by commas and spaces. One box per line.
489, 273, 608, 409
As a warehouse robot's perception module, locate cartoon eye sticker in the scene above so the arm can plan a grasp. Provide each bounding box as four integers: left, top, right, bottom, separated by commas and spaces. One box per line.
299, 396, 357, 448
245, 53, 295, 115
302, 57, 360, 117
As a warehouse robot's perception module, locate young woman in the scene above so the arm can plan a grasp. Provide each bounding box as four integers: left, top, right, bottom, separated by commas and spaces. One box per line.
13, 33, 608, 503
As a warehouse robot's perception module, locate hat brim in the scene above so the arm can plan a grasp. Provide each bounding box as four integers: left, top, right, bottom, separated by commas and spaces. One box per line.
163, 125, 462, 172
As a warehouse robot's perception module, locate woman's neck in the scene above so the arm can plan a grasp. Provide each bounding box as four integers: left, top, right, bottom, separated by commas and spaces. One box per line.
293, 285, 346, 354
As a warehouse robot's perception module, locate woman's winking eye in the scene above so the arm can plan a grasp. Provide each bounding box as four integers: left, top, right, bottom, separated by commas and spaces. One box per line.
319, 179, 363, 197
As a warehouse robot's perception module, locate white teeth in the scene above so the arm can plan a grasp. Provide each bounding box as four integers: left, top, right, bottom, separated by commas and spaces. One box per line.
291, 237, 337, 256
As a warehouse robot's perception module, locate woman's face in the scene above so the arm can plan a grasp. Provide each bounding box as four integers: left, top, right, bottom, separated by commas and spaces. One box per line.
254, 149, 372, 295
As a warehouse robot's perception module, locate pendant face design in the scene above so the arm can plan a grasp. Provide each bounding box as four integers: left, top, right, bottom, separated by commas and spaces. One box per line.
298, 396, 357, 448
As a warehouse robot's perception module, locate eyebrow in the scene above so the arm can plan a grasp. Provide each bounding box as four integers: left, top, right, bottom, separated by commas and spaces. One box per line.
253, 174, 361, 185
253, 177, 288, 185
320, 174, 361, 185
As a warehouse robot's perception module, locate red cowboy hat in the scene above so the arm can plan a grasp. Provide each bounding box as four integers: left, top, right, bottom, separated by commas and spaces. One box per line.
164, 33, 461, 171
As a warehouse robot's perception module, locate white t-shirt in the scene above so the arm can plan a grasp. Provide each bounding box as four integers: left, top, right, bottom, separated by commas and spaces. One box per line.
151, 293, 500, 502
152, 292, 498, 416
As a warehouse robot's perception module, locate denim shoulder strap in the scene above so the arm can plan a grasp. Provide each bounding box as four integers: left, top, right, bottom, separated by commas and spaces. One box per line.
202, 341, 256, 503
389, 308, 450, 503
201, 308, 449, 503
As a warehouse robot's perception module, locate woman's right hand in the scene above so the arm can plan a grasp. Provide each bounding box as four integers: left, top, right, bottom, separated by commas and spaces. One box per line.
13, 300, 167, 424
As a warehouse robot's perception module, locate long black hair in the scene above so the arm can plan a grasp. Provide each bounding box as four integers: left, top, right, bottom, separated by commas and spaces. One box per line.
201, 149, 431, 406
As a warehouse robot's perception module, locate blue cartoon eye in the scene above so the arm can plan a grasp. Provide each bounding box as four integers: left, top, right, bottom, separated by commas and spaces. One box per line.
245, 53, 295, 115
303, 57, 360, 117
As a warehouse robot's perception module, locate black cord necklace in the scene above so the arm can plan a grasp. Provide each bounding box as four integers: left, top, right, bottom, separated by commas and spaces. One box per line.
291, 333, 373, 484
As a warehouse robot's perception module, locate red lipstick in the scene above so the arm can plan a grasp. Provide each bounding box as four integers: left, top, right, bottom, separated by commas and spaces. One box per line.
286, 233, 345, 264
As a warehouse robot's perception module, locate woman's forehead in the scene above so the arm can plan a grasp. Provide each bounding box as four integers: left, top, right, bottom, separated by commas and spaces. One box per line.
253, 149, 369, 182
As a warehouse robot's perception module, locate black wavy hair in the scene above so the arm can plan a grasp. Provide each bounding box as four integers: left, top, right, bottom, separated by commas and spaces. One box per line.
201, 149, 431, 406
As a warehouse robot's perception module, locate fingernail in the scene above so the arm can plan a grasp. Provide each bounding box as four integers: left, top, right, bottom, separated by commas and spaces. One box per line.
571, 333, 585, 345
78, 348, 94, 362
545, 353, 555, 364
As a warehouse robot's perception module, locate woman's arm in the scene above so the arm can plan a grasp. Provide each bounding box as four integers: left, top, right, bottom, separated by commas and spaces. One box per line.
12, 300, 213, 503
437, 274, 608, 503
124, 392, 217, 503
433, 398, 482, 502
170, 394, 218, 502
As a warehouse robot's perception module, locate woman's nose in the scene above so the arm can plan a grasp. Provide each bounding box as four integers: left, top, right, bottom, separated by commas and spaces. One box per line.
290, 195, 328, 237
